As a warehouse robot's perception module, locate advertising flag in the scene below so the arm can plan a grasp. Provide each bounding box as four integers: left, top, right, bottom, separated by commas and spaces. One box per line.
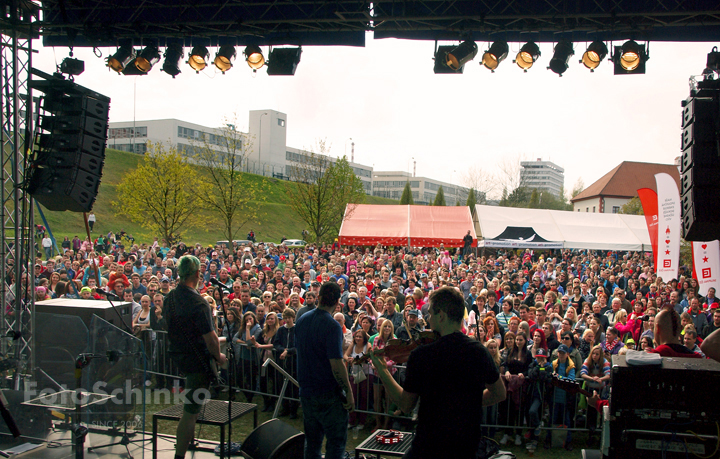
655, 173, 681, 282
692, 240, 720, 296
637, 188, 659, 268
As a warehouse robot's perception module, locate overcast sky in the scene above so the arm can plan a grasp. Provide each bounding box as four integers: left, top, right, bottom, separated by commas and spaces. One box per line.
35, 36, 712, 199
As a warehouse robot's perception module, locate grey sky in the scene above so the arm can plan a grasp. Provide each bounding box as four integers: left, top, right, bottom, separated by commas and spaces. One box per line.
36, 37, 711, 198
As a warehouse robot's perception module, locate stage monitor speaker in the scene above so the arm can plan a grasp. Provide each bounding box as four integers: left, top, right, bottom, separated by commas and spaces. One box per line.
241, 419, 304, 459
680, 89, 720, 241
0, 390, 52, 438
27, 72, 110, 213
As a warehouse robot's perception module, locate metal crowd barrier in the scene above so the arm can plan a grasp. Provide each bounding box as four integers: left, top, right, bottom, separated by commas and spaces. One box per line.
139, 330, 597, 441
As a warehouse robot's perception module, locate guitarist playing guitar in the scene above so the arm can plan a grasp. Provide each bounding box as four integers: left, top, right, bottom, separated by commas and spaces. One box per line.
165, 255, 227, 459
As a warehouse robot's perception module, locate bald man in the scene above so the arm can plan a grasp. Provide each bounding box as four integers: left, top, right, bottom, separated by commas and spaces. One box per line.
701, 328, 720, 363
647, 308, 702, 358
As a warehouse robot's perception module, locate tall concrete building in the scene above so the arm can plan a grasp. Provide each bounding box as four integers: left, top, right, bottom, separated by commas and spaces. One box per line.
520, 158, 565, 197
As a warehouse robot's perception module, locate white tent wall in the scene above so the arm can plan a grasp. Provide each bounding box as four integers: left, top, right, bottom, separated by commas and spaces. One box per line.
474, 205, 651, 251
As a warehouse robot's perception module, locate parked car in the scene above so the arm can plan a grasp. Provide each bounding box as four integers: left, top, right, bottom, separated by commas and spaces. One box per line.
282, 239, 306, 248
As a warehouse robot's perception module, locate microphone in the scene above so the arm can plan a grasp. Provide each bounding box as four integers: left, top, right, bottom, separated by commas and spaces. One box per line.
96, 288, 121, 300
209, 278, 232, 291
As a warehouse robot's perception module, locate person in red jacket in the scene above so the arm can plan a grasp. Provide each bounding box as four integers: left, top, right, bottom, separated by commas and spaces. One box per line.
648, 307, 702, 359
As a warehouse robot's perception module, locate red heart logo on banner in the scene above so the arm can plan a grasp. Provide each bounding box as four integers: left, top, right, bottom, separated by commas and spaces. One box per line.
703, 244, 708, 250
665, 240, 670, 244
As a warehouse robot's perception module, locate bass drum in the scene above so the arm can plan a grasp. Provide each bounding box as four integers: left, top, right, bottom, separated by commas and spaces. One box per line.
241, 419, 304, 459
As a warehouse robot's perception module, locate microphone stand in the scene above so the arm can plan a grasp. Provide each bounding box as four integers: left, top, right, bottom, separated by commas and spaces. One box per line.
215, 283, 239, 456
96, 290, 133, 335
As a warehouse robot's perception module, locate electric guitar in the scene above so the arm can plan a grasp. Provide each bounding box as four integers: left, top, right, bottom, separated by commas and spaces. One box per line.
550, 374, 592, 397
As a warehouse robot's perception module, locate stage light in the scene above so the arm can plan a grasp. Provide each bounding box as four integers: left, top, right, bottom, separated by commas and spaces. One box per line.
581, 41, 608, 71
244, 45, 265, 70
135, 45, 160, 73
267, 47, 302, 75
433, 46, 462, 74
613, 40, 647, 75
214, 45, 237, 73
706, 46, 720, 72
446, 41, 478, 71
107, 45, 135, 73
162, 44, 184, 78
481, 42, 509, 71
515, 42, 541, 71
548, 40, 574, 76
188, 45, 210, 72
60, 57, 84, 76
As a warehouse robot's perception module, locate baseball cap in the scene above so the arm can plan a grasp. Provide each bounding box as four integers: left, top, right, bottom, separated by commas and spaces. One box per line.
244, 247, 251, 252
212, 251, 218, 256
244, 259, 252, 264
557, 344, 570, 354
161, 276, 170, 283
407, 309, 419, 317
533, 348, 549, 358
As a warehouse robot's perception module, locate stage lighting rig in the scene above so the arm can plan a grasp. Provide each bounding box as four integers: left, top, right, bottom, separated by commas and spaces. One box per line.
514, 42, 541, 71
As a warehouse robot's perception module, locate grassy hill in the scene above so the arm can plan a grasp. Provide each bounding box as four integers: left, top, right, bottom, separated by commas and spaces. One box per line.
37, 148, 397, 246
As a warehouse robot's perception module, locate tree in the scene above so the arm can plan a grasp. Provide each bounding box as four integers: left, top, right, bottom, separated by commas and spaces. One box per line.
285, 140, 366, 243
466, 188, 477, 208
188, 116, 267, 242
529, 189, 540, 208
461, 165, 493, 204
400, 181, 414, 205
571, 177, 585, 198
433, 186, 446, 206
620, 197, 644, 215
114, 142, 203, 245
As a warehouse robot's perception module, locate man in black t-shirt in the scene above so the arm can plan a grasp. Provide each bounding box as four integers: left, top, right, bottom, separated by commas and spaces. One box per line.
372, 287, 506, 459
165, 255, 226, 459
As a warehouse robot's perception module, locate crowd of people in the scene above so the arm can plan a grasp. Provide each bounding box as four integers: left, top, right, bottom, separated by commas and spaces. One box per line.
19, 230, 720, 452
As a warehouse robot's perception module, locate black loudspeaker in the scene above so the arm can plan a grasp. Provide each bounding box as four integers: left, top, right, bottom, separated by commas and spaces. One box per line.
27, 72, 110, 212
240, 419, 305, 459
680, 82, 720, 241
0, 390, 53, 438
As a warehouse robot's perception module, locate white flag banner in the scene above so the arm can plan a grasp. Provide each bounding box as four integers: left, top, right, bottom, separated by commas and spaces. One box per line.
655, 173, 681, 282
692, 240, 720, 297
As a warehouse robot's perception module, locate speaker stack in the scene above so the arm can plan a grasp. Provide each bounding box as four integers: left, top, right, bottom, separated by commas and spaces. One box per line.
680, 78, 720, 241
27, 70, 110, 212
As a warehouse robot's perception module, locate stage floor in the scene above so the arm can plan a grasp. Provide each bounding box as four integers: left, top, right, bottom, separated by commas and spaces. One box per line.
0, 430, 223, 459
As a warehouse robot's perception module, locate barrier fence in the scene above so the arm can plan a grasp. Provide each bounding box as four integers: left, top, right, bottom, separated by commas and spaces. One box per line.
138, 330, 599, 441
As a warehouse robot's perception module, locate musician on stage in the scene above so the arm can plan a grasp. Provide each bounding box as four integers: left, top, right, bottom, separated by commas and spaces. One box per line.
371, 286, 506, 458
165, 255, 227, 459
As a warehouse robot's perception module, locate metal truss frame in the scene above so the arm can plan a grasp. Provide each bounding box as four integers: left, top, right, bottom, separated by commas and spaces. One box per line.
37, 0, 720, 46
0, 0, 39, 389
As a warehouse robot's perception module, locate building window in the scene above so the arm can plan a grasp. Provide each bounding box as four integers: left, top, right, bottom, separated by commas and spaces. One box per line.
593, 206, 596, 213
278, 119, 285, 127
586, 208, 589, 212
577, 208, 580, 212
612, 206, 620, 214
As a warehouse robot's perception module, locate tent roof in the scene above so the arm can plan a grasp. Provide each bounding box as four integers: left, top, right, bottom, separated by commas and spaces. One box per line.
475, 205, 651, 251
339, 204, 476, 247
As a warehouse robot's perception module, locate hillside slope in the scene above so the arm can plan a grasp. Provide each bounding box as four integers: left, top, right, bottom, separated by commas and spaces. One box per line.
37, 149, 398, 246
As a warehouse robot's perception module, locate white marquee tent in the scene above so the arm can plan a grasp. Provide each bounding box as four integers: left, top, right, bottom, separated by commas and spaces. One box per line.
475, 205, 651, 251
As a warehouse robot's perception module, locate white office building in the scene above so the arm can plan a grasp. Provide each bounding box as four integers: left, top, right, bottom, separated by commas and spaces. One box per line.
520, 158, 565, 197
372, 171, 469, 205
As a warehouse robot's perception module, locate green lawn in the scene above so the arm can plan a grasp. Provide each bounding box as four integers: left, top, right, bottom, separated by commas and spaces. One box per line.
35, 149, 398, 246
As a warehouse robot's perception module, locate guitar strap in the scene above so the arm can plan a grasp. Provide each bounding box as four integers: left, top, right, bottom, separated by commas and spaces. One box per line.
166, 290, 219, 384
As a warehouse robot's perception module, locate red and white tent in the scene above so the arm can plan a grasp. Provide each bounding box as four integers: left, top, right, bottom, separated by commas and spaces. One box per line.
338, 204, 477, 247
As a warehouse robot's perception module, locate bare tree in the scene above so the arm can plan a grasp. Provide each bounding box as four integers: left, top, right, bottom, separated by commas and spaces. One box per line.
496, 153, 528, 193
285, 140, 365, 243
461, 165, 496, 204
188, 115, 266, 243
